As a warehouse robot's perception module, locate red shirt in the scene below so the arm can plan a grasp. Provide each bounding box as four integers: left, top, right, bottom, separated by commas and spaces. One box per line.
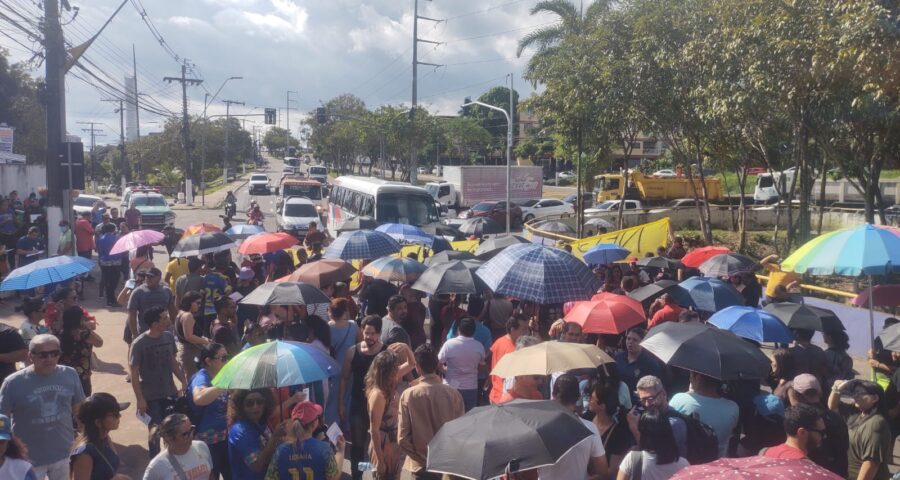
74, 218, 94, 253
649, 303, 683, 329
490, 335, 517, 404
762, 443, 807, 460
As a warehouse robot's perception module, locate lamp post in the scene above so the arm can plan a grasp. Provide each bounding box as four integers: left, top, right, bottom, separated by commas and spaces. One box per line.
462, 83, 514, 235
200, 76, 242, 206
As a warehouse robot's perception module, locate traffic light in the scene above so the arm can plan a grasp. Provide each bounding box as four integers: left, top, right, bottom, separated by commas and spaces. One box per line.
264, 108, 276, 125
316, 107, 327, 124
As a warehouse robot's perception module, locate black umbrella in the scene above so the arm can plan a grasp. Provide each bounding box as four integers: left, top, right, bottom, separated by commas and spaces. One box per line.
636, 256, 681, 270
336, 216, 377, 233
698, 253, 758, 277
474, 235, 531, 260
627, 279, 684, 305
763, 302, 845, 332
422, 223, 465, 241
426, 400, 592, 480
459, 217, 504, 237
412, 259, 485, 295
424, 250, 475, 267
239, 281, 331, 306
641, 322, 772, 380
878, 323, 900, 352
171, 232, 236, 258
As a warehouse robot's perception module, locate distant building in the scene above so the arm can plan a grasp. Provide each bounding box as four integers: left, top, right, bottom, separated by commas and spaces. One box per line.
611, 136, 669, 170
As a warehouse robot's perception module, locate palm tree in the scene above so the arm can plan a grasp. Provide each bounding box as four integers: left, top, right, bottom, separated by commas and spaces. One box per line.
517, 0, 609, 78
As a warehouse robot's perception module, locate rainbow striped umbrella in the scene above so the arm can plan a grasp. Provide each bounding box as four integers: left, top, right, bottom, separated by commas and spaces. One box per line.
362, 256, 427, 283
212, 340, 339, 389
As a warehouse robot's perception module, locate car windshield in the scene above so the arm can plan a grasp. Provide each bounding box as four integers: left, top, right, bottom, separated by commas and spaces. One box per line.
376, 193, 439, 226
285, 203, 318, 217
309, 167, 326, 175
251, 175, 267, 181
425, 184, 439, 196
74, 197, 99, 207
283, 184, 321, 200
520, 199, 539, 207
472, 203, 493, 212
132, 196, 166, 207
595, 201, 616, 210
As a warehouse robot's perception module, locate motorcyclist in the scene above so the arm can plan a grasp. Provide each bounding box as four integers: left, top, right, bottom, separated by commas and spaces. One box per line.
248, 204, 264, 225
224, 191, 237, 218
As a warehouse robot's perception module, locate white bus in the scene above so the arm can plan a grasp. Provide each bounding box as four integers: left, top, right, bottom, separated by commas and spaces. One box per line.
327, 176, 440, 236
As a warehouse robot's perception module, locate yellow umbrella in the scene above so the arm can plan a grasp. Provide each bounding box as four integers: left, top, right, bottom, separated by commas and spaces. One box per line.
491, 341, 614, 378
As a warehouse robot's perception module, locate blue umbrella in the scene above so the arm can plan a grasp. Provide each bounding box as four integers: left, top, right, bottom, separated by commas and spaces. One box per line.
476, 243, 599, 304
583, 243, 630, 265
708, 306, 794, 343
212, 340, 340, 389
225, 224, 265, 240
375, 223, 434, 246
429, 235, 452, 253
324, 229, 401, 261
0, 256, 94, 292
678, 276, 745, 313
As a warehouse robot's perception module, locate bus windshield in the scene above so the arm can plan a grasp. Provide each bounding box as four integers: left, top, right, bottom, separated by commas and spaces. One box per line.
283, 184, 322, 200
376, 193, 439, 226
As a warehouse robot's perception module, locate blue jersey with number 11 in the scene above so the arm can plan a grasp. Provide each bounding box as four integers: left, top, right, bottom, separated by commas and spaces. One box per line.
265, 437, 337, 480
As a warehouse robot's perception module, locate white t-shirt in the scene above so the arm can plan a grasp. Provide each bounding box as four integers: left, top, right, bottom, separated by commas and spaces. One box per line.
143, 441, 212, 480
538, 418, 606, 480
618, 451, 689, 480
438, 335, 485, 390
0, 457, 35, 479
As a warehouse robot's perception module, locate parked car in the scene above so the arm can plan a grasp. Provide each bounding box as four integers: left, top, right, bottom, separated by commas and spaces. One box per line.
519, 198, 575, 222
417, 166, 428, 174
249, 174, 271, 194
73, 194, 106, 216
128, 192, 176, 230
652, 169, 677, 178
458, 200, 523, 227
278, 196, 323, 240
557, 171, 576, 180
563, 192, 595, 207
584, 199, 643, 215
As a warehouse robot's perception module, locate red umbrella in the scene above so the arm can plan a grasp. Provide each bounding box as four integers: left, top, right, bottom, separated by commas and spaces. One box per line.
565, 293, 646, 334
671, 456, 842, 480
852, 284, 900, 308
238, 232, 299, 255
681, 246, 731, 268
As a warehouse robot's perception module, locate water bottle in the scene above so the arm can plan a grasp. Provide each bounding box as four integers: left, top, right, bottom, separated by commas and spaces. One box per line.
358, 462, 375, 472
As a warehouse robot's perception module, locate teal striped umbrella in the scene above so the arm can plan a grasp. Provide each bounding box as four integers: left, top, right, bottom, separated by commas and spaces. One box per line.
212, 340, 339, 389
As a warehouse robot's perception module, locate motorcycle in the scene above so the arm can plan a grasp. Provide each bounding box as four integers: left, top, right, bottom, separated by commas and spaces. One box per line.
224, 199, 236, 219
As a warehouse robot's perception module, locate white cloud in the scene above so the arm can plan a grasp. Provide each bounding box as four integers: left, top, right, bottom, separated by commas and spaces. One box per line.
347, 4, 412, 54
212, 0, 308, 42
167, 16, 214, 31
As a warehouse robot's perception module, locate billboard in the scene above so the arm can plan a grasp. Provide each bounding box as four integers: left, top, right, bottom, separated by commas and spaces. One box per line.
0, 126, 14, 153
460, 166, 543, 204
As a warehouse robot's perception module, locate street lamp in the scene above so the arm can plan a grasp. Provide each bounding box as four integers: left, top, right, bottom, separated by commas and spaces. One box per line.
200, 76, 243, 206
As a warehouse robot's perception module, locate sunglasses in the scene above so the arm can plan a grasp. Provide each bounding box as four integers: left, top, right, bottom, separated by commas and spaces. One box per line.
31, 350, 61, 359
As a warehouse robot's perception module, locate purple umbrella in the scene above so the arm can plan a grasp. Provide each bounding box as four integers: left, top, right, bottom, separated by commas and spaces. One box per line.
109, 230, 164, 255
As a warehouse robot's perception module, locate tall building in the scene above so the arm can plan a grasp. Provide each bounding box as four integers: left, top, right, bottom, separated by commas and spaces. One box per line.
124, 76, 139, 141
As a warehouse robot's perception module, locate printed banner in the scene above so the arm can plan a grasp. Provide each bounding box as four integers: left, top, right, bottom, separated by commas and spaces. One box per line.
565, 217, 672, 260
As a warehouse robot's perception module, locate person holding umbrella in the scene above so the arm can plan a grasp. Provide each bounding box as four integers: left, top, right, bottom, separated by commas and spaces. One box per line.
188, 343, 230, 479
614, 328, 665, 398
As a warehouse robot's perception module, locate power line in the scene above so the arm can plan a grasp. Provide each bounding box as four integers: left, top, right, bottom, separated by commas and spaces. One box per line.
440, 0, 531, 21
442, 22, 557, 44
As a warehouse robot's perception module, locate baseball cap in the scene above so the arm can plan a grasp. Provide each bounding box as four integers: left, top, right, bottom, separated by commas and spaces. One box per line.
0, 414, 10, 440
752, 393, 785, 418
79, 392, 130, 424
146, 267, 162, 277
239, 266, 255, 281
290, 401, 323, 424
792, 374, 821, 394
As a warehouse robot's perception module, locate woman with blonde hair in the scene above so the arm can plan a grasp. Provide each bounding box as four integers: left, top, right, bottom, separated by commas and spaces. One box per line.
365, 344, 415, 479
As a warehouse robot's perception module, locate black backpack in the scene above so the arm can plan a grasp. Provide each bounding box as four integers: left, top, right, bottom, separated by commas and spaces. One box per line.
669, 410, 720, 465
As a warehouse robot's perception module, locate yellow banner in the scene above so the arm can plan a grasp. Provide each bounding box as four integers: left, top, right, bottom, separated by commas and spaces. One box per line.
565, 217, 672, 260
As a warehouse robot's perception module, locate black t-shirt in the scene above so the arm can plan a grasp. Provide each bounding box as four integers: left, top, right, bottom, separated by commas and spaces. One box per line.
360, 279, 398, 316
0, 324, 26, 384
599, 413, 636, 459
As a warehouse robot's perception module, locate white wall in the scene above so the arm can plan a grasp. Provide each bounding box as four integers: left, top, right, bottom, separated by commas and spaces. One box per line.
0, 164, 46, 196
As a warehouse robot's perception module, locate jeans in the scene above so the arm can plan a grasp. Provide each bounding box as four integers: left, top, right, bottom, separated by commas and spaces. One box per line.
208, 441, 232, 480
33, 458, 69, 480
350, 406, 370, 480
459, 389, 478, 412
147, 397, 175, 458
100, 265, 120, 302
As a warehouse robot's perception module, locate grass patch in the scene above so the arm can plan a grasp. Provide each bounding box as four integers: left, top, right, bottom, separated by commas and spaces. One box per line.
717, 172, 757, 196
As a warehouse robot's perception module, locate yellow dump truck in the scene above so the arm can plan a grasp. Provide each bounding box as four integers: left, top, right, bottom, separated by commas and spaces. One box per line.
593, 171, 723, 203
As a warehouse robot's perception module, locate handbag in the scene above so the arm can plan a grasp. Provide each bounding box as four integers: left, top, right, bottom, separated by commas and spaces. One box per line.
166, 450, 189, 480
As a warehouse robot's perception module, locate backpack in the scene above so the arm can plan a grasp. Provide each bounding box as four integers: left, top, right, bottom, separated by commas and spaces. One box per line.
669, 410, 720, 465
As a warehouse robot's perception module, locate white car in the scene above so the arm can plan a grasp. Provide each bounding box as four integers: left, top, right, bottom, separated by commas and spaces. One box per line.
556, 171, 576, 180
249, 174, 270, 194
279, 196, 324, 239
652, 169, 677, 178
584, 199, 643, 215
519, 198, 575, 222
417, 166, 428, 174
308, 166, 328, 184
73, 194, 105, 216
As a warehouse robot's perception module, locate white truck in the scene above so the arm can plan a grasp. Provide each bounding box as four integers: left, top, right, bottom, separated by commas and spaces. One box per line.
425, 165, 544, 210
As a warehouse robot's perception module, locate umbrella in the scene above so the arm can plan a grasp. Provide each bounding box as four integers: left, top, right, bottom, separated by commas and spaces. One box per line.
459, 217, 504, 237
641, 322, 771, 380
412, 259, 485, 295
476, 243, 599, 304
708, 306, 794, 343
426, 400, 593, 480
323, 229, 401, 261
429, 235, 453, 253
681, 246, 731, 268
763, 302, 844, 332
699, 253, 758, 277
423, 250, 475, 267
0, 256, 94, 292
531, 220, 575, 236
474, 235, 531, 260
238, 232, 299, 255
239, 281, 331, 306
566, 293, 646, 334
284, 259, 356, 288
584, 217, 615, 230
362, 256, 428, 283
583, 243, 630, 265
225, 224, 265, 240
336, 215, 378, 232
109, 230, 163, 255
877, 322, 900, 352
170, 232, 236, 258
852, 284, 900, 308
627, 279, 687, 305
181, 223, 222, 238
781, 223, 900, 353
671, 456, 843, 480
491, 342, 614, 377
212, 340, 340, 389
678, 276, 745, 312
375, 223, 434, 246
636, 256, 681, 270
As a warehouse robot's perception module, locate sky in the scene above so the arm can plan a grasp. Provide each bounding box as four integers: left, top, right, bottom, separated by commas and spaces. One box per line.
1, 0, 563, 146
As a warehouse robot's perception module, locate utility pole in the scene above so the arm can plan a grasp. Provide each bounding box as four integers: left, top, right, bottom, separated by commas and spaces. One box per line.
286, 91, 298, 158
222, 99, 245, 180
77, 122, 105, 192
102, 99, 128, 191
411, 0, 442, 184
44, 0, 66, 254
164, 63, 202, 205
132, 44, 141, 180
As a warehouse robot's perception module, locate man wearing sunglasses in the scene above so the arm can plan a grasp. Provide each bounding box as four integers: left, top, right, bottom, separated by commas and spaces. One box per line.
761, 404, 826, 460
0, 334, 86, 480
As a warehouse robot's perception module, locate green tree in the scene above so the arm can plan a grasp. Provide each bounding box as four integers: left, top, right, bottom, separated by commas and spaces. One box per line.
263, 127, 298, 156
0, 49, 46, 164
